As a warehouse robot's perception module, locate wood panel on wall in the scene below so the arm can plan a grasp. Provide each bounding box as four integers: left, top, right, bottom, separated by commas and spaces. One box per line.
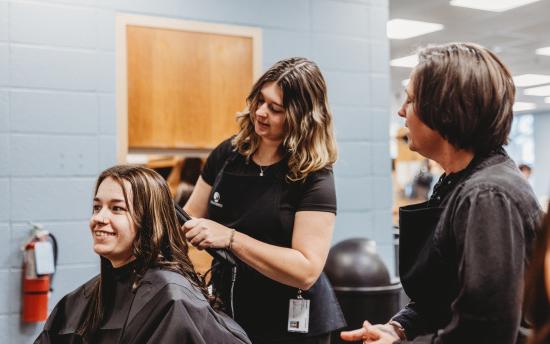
127, 25, 254, 150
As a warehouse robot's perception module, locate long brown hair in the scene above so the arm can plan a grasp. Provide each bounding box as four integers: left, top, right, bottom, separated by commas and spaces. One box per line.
78, 165, 211, 340
233, 57, 338, 182
526, 203, 550, 344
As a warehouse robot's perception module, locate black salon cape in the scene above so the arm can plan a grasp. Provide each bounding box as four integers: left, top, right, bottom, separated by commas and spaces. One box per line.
34, 268, 251, 344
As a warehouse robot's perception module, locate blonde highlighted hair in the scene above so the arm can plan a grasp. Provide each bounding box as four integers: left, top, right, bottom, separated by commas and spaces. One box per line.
233, 57, 337, 182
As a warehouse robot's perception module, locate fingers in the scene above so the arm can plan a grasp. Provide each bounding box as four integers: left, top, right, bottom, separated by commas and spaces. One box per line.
182, 218, 200, 233
184, 218, 205, 244
189, 231, 207, 247
341, 321, 384, 343
340, 328, 368, 341
182, 218, 230, 249
184, 219, 215, 249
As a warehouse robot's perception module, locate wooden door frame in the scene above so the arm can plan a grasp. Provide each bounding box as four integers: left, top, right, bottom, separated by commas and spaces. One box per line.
115, 14, 262, 163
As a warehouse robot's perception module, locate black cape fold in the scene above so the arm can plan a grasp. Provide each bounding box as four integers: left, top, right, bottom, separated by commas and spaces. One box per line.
34, 268, 251, 344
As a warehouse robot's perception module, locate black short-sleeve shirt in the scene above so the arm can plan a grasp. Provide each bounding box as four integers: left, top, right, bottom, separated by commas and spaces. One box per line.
201, 137, 337, 216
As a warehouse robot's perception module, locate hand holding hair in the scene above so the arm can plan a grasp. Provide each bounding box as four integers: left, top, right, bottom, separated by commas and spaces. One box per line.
183, 218, 234, 250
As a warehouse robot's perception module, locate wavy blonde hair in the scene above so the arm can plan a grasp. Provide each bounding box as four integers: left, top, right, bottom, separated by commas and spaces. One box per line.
233, 57, 337, 182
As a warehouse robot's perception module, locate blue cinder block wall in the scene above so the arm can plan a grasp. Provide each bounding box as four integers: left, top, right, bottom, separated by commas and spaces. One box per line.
0, 0, 391, 342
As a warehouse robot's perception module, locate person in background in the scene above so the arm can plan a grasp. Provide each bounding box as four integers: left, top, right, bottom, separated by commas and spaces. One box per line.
174, 157, 204, 207
519, 163, 533, 180
411, 159, 434, 200
183, 57, 346, 343
341, 42, 541, 343
518, 163, 536, 189
35, 165, 250, 344
525, 202, 550, 344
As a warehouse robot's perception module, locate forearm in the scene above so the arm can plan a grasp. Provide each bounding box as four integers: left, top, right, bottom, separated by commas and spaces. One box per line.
230, 231, 323, 290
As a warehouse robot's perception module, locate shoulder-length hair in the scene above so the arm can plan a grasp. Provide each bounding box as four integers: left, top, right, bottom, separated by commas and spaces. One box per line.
233, 57, 337, 182
526, 203, 550, 344
78, 165, 211, 340
411, 42, 515, 155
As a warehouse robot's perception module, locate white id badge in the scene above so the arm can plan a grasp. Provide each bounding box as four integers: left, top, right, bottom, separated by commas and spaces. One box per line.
287, 297, 310, 333
34, 241, 55, 275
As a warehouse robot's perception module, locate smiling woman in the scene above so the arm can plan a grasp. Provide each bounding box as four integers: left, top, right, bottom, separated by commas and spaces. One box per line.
90, 177, 137, 267
34, 165, 251, 344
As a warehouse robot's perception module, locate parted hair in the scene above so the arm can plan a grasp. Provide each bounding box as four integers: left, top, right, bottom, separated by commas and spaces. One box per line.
411, 42, 515, 155
526, 203, 550, 344
233, 57, 337, 182
79, 165, 211, 341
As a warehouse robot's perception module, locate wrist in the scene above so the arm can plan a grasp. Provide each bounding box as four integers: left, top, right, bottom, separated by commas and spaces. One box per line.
227, 228, 236, 250
387, 320, 407, 340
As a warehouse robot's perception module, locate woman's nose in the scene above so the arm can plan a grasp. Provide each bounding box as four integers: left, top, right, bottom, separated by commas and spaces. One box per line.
397, 105, 406, 118
256, 103, 268, 117
92, 208, 109, 224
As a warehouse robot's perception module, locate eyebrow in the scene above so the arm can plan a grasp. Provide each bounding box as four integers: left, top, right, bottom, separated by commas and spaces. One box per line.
260, 91, 283, 108
93, 197, 126, 203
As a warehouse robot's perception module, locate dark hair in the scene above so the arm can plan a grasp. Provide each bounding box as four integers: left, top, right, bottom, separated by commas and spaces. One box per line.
233, 57, 337, 181
411, 42, 515, 155
78, 165, 211, 340
519, 164, 532, 173
179, 157, 203, 185
526, 203, 550, 344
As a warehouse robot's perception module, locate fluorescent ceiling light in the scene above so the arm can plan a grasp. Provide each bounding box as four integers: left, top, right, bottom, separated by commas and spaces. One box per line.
536, 46, 550, 56
513, 74, 550, 87
545, 97, 550, 104
450, 0, 541, 12
524, 85, 550, 96
387, 19, 444, 40
513, 102, 536, 112
401, 78, 410, 87
390, 54, 418, 68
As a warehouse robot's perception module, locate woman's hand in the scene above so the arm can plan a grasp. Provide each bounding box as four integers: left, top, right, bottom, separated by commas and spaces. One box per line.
183, 218, 232, 249
341, 321, 399, 344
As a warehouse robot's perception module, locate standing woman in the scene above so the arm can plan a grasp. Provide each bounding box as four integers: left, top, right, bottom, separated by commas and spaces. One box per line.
183, 57, 346, 343
341, 43, 541, 343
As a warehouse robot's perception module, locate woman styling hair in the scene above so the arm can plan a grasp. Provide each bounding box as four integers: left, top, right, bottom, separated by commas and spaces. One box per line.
183, 57, 346, 343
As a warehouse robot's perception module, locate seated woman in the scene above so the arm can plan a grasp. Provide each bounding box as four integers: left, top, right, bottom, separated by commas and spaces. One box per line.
35, 165, 251, 344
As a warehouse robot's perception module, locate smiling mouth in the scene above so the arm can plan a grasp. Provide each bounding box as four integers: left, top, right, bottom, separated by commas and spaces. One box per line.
94, 230, 116, 237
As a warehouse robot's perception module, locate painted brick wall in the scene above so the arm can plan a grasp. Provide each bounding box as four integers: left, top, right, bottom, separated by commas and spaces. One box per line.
0, 0, 391, 342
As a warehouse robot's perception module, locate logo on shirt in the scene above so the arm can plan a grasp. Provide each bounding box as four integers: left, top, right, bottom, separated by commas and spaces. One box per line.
210, 191, 223, 208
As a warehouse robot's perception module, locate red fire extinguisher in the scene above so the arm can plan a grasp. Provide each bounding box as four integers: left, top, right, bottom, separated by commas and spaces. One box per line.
22, 223, 58, 323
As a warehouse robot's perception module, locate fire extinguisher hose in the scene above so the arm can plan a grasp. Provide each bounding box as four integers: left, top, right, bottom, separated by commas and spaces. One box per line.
47, 232, 58, 292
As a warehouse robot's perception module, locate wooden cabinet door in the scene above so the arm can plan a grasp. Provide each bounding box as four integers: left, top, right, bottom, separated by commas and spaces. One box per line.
127, 25, 254, 150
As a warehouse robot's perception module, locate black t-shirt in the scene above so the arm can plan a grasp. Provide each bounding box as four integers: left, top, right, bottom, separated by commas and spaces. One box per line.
202, 137, 337, 217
